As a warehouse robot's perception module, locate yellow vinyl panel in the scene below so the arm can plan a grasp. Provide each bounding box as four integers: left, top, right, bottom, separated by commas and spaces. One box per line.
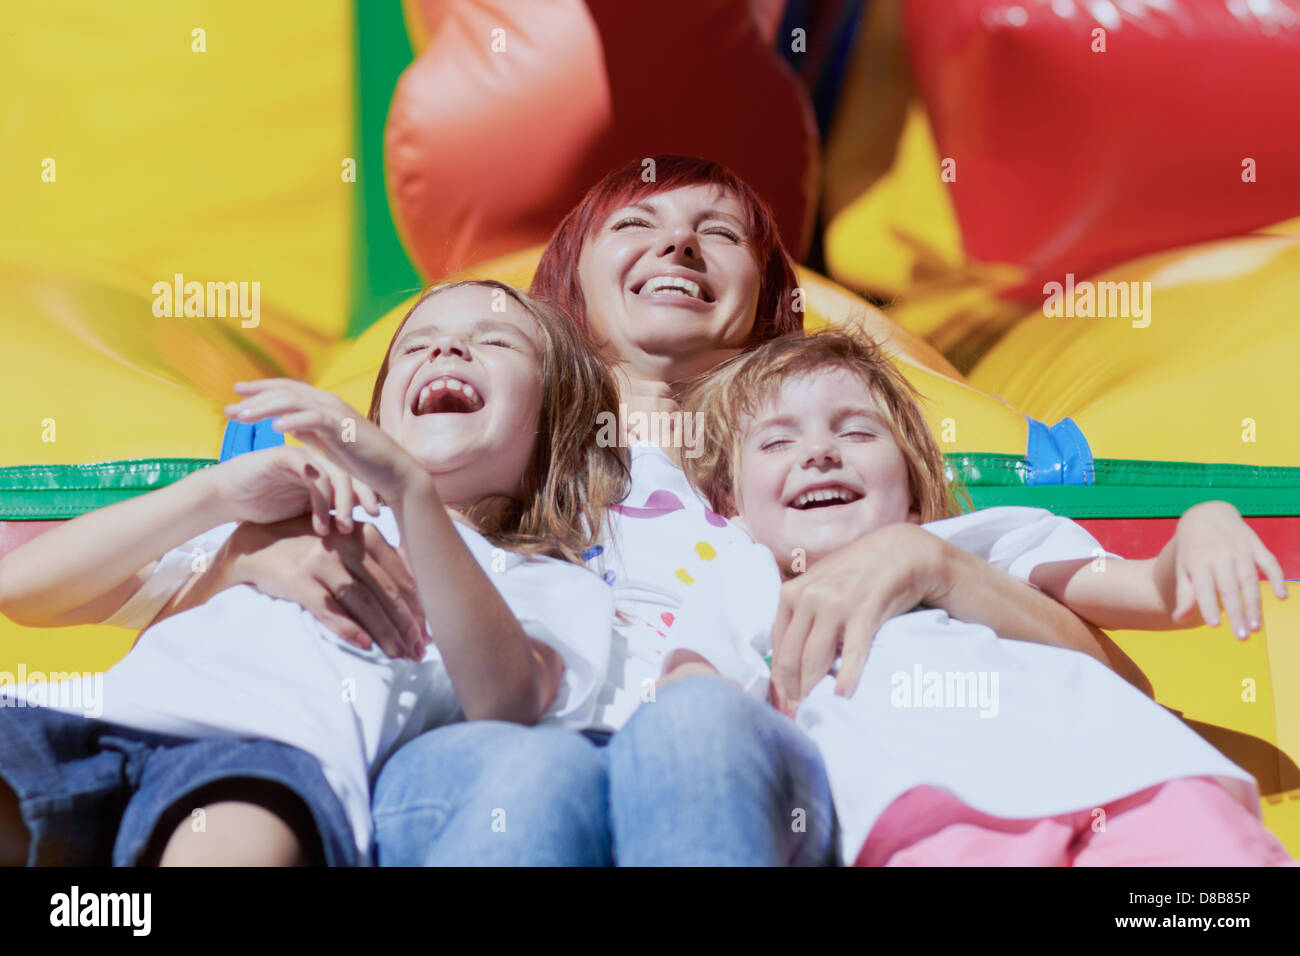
969, 236, 1299, 466
0, 0, 353, 340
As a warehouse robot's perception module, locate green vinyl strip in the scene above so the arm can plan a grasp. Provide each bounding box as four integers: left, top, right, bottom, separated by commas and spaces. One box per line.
1, 453, 1297, 521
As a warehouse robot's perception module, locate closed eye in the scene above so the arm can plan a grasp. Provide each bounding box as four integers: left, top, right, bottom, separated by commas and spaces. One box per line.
759, 438, 793, 451
613, 217, 651, 230
480, 337, 514, 349
704, 227, 741, 243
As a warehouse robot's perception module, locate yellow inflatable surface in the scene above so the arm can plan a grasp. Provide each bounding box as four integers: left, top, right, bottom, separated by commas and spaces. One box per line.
969, 236, 1298, 468
0, 1, 352, 343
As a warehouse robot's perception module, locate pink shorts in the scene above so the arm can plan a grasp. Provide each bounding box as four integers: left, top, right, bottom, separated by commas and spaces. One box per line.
856, 777, 1294, 867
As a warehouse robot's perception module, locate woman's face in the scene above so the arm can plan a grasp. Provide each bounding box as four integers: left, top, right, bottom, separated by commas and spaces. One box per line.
576, 184, 762, 378
377, 285, 545, 503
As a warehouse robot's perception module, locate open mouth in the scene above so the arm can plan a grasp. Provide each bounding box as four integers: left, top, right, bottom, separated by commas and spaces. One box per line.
632, 274, 714, 303
411, 377, 485, 415
787, 484, 863, 510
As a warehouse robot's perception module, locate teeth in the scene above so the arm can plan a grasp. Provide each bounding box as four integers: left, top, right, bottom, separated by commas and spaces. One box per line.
415, 377, 481, 413
791, 488, 857, 508
642, 275, 703, 299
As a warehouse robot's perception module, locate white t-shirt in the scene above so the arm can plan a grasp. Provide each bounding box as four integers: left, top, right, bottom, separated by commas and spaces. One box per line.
1, 506, 612, 861
661, 506, 1259, 863
582, 443, 756, 730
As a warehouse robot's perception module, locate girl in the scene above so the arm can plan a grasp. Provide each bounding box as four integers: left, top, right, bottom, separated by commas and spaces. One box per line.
0, 280, 626, 865
664, 328, 1292, 866
124, 157, 1127, 865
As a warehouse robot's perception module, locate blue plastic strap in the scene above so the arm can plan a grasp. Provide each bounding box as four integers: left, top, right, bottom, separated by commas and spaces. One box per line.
1024, 417, 1094, 486
218, 419, 285, 462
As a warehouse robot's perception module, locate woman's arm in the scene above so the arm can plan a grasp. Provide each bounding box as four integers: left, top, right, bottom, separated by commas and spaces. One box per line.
769, 522, 1150, 716
927, 536, 1152, 691
0, 469, 231, 627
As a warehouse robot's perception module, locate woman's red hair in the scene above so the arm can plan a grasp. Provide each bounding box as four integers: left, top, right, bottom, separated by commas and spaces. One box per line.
530, 155, 802, 347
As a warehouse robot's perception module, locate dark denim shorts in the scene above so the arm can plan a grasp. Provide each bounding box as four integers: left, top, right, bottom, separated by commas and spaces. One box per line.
0, 705, 356, 866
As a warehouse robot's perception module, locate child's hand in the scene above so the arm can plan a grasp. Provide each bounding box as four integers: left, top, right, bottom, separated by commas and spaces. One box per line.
1168, 500, 1287, 639
206, 444, 381, 535
226, 380, 423, 503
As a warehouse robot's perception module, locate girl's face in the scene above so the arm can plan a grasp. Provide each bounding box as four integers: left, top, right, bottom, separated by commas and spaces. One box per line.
377, 285, 545, 503
577, 184, 762, 378
734, 367, 919, 573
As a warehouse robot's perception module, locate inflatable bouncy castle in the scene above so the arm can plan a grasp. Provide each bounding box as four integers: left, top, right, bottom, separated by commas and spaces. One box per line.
2, 1, 1298, 850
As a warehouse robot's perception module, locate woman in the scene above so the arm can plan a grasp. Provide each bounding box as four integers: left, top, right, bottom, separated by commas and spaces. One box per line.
156, 157, 1133, 865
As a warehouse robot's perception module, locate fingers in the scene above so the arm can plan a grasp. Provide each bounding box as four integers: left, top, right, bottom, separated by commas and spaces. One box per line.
312, 594, 374, 652
1190, 564, 1221, 629
1214, 560, 1249, 640
317, 458, 355, 533
270, 409, 332, 437
1172, 567, 1197, 622
1237, 556, 1262, 635
227, 382, 349, 436
353, 479, 381, 517
302, 463, 336, 536
358, 526, 425, 647
798, 613, 841, 703
327, 572, 414, 661
834, 610, 879, 698
1255, 542, 1288, 602
770, 594, 811, 717
335, 526, 425, 659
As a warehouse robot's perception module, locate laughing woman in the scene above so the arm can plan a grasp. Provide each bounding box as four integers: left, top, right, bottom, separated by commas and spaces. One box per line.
141, 157, 1135, 865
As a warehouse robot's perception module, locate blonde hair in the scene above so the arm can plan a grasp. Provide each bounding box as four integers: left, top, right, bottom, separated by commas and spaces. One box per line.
679, 328, 967, 523
368, 280, 629, 564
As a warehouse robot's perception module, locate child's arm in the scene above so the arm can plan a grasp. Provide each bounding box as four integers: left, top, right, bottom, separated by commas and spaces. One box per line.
1029, 500, 1288, 639
394, 473, 564, 721
0, 444, 380, 628
228, 379, 561, 724
0, 470, 229, 627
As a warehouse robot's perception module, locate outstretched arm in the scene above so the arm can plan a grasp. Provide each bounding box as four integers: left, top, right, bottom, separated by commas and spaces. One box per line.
0, 438, 385, 630
0, 469, 228, 627
1029, 501, 1287, 638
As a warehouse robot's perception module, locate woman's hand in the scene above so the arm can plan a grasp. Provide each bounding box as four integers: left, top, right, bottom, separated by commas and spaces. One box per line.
203, 444, 380, 535
225, 379, 422, 503
1165, 500, 1287, 638
157, 515, 429, 660
769, 522, 944, 716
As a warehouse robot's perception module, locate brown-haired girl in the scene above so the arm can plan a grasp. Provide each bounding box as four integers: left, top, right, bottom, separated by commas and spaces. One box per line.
0, 281, 626, 866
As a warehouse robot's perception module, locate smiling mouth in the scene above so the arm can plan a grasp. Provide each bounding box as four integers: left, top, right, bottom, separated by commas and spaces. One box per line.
632, 275, 714, 303
788, 485, 863, 510
412, 377, 484, 415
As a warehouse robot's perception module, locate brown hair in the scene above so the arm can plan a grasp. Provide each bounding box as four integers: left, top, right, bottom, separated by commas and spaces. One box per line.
679, 327, 967, 523
530, 155, 803, 347
368, 280, 629, 564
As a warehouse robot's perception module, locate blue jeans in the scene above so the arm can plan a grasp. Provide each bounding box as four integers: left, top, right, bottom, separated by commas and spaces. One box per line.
371, 676, 836, 865
0, 706, 356, 866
